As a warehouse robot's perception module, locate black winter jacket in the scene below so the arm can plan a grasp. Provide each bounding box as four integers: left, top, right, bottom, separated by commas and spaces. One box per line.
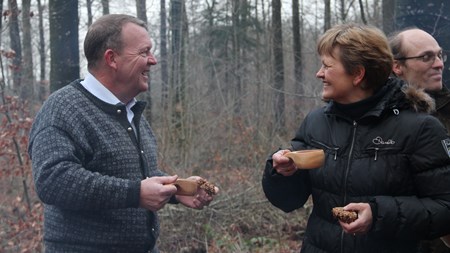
430, 84, 450, 132
262, 78, 450, 253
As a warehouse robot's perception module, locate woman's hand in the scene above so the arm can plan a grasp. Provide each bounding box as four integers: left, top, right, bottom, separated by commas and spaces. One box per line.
273, 149, 297, 176
339, 202, 373, 236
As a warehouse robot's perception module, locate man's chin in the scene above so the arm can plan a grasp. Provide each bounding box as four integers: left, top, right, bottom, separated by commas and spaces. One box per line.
139, 82, 149, 91
425, 81, 442, 92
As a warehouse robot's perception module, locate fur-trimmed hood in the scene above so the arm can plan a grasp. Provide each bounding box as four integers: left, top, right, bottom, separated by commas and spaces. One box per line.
384, 77, 435, 114
401, 84, 435, 113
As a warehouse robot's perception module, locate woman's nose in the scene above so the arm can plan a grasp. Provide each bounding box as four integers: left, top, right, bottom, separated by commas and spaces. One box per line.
316, 68, 324, 78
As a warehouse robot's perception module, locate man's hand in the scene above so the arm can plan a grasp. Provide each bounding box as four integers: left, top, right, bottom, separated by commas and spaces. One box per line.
176, 176, 219, 209
139, 175, 178, 211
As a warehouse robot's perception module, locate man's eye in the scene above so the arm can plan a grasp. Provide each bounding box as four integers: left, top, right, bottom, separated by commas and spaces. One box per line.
422, 53, 433, 62
140, 49, 150, 56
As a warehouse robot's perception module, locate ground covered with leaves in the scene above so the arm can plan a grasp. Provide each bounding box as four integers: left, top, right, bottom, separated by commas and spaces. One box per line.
157, 166, 311, 253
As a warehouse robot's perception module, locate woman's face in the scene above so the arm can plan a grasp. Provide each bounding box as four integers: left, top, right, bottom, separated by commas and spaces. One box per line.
315, 48, 363, 104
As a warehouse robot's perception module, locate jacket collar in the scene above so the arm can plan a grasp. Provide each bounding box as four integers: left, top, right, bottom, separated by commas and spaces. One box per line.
324, 77, 435, 121
429, 85, 450, 111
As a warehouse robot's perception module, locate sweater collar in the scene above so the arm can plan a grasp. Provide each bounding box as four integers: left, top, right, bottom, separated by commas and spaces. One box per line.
71, 80, 147, 117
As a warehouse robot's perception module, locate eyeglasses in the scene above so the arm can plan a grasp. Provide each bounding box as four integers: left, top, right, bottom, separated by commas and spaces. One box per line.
395, 51, 447, 64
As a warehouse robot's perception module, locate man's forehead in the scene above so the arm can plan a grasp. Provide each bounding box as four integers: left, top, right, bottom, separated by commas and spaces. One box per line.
401, 30, 441, 54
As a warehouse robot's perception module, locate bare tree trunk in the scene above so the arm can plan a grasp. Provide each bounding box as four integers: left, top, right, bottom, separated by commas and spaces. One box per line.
160, 0, 169, 111
37, 0, 47, 102
22, 0, 34, 101
382, 0, 395, 35
358, 0, 367, 24
223, 0, 231, 100
135, 0, 152, 123
0, 0, 2, 44
8, 0, 22, 94
324, 0, 331, 31
292, 0, 302, 93
204, 0, 216, 95
340, 0, 346, 21
272, 0, 285, 135
292, 0, 304, 122
101, 0, 109, 15
170, 0, 188, 155
254, 0, 262, 134
86, 0, 93, 27
136, 0, 147, 23
231, 0, 242, 114
49, 0, 79, 92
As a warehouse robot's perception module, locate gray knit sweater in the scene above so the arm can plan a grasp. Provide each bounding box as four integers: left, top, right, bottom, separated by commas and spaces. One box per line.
28, 80, 168, 253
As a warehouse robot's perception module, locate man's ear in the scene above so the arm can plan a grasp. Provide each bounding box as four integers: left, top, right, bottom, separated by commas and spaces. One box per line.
352, 66, 365, 86
392, 60, 403, 76
104, 49, 118, 70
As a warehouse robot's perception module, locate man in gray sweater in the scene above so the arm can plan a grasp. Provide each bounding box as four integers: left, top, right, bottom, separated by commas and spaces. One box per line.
28, 14, 218, 253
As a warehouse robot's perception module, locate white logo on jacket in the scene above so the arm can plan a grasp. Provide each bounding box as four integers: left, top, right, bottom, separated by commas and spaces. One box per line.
372, 136, 395, 145
442, 139, 450, 158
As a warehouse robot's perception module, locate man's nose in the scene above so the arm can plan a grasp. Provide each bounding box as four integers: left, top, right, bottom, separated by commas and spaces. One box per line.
433, 53, 447, 68
148, 53, 157, 65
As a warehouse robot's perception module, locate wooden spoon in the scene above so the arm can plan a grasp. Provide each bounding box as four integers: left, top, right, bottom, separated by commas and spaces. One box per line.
284, 149, 325, 169
173, 179, 198, 196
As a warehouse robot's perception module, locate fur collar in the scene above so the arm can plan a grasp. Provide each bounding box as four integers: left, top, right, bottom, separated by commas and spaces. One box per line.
401, 84, 435, 114
383, 78, 435, 114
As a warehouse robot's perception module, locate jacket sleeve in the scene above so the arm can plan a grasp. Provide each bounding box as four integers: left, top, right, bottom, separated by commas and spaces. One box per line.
262, 154, 311, 212
372, 115, 450, 240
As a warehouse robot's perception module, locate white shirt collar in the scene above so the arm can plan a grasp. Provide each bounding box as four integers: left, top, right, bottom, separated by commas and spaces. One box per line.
81, 72, 137, 123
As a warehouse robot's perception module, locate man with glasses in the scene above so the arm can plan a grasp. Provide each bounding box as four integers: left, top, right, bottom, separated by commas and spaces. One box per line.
390, 27, 450, 133
389, 28, 450, 253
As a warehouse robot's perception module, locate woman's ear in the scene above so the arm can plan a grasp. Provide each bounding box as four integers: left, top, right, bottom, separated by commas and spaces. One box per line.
104, 49, 118, 70
352, 66, 365, 86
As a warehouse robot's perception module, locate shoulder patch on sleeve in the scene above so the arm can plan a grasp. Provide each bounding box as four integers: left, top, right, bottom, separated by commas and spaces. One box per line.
442, 139, 450, 158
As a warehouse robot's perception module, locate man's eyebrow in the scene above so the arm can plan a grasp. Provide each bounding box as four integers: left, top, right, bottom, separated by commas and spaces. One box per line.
418, 49, 442, 55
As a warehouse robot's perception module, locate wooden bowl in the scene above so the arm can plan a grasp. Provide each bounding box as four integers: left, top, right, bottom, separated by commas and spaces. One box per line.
284, 149, 325, 169
173, 179, 198, 196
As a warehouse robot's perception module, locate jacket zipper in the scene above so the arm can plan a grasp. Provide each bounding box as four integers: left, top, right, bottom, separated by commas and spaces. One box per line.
341, 120, 358, 253
311, 139, 340, 160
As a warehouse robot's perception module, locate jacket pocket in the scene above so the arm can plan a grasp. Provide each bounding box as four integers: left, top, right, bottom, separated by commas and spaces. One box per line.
311, 139, 340, 161
364, 146, 401, 161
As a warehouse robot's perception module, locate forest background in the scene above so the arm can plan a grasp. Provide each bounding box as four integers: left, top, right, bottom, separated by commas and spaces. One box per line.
1, 0, 449, 252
